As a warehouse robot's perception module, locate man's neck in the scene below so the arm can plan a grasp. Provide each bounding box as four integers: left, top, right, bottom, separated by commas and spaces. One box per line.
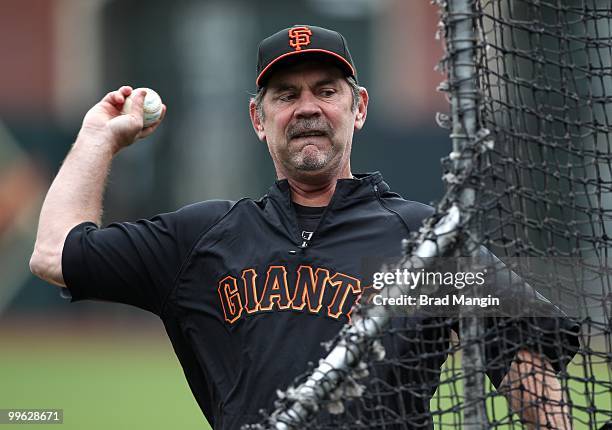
288, 179, 337, 206
286, 169, 354, 206
277, 162, 353, 206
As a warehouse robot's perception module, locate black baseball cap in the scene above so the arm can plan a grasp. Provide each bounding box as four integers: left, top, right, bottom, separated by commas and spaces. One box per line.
256, 25, 357, 88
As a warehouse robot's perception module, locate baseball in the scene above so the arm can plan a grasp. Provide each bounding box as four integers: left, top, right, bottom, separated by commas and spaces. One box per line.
122, 87, 163, 128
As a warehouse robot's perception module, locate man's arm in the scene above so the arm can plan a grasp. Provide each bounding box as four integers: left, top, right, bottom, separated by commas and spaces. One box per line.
29, 86, 165, 287
500, 349, 572, 430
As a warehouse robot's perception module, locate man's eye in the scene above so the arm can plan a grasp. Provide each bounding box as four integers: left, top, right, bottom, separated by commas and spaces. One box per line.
279, 93, 296, 102
320, 89, 336, 97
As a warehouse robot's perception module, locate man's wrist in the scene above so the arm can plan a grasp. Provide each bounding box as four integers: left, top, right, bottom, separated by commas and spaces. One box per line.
74, 126, 121, 156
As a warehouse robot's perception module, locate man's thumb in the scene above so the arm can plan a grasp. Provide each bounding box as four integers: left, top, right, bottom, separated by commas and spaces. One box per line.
130, 89, 147, 116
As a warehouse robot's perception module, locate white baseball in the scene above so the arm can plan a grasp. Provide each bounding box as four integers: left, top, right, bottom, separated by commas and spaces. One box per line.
121, 87, 163, 128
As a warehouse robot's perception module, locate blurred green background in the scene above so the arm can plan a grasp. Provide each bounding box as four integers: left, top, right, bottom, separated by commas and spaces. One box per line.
0, 321, 208, 429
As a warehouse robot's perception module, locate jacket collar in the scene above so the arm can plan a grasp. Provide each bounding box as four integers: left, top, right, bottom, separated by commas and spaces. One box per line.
267, 172, 389, 209
262, 172, 390, 245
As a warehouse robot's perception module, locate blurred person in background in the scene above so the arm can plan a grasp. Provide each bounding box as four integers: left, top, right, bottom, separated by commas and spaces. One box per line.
29, 25, 576, 429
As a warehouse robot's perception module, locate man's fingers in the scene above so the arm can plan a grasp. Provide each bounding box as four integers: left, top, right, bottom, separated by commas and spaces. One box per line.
137, 104, 166, 139
101, 91, 116, 104
129, 89, 147, 116
112, 92, 124, 105
101, 86, 134, 107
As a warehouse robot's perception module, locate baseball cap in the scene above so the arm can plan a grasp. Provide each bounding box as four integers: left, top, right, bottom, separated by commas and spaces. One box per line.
256, 25, 357, 88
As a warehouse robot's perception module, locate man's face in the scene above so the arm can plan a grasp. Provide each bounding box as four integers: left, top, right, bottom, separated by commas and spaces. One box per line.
251, 60, 367, 182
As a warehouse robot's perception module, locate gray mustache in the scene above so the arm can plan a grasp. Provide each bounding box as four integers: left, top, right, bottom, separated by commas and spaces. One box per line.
287, 119, 333, 139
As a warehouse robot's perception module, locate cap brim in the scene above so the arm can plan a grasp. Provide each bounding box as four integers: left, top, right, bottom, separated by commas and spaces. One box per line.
256, 49, 356, 87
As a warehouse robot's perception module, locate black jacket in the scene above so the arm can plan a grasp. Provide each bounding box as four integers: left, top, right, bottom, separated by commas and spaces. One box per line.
62, 172, 577, 429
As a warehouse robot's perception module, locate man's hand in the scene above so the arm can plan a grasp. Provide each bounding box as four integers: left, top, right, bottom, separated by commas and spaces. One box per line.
80, 86, 166, 153
30, 85, 166, 287
500, 349, 572, 429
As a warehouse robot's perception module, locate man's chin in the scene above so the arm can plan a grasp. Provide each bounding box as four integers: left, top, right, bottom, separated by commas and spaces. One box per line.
287, 159, 342, 184
293, 155, 327, 172
292, 145, 331, 168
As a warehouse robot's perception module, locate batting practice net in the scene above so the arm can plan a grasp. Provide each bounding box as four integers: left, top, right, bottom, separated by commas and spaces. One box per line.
248, 1, 612, 429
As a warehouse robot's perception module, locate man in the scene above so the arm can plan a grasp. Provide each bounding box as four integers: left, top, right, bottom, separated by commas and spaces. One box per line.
30, 25, 576, 429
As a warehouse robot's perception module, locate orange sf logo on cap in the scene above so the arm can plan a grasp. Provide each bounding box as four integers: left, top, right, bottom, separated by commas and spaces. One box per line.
289, 26, 312, 51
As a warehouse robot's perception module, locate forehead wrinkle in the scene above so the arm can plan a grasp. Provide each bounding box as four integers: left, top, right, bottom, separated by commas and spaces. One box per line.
269, 77, 343, 95
269, 83, 299, 94
267, 62, 345, 90
313, 78, 341, 88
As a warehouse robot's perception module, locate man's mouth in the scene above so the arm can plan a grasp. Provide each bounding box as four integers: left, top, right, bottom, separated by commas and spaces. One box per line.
291, 131, 327, 139
287, 119, 333, 140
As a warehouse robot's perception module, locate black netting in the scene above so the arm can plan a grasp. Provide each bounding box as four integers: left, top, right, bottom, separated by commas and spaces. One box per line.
248, 1, 611, 429
469, 1, 611, 427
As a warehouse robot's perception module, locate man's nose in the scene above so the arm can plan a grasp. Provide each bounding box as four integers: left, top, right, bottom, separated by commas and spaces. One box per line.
294, 92, 322, 118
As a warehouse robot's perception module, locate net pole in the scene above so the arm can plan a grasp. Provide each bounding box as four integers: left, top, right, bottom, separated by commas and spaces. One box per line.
446, 0, 488, 429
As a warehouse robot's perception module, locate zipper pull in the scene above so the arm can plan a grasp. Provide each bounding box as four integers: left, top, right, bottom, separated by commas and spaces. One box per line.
300, 231, 313, 248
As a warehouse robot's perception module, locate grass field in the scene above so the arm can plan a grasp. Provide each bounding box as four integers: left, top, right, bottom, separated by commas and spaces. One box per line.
0, 320, 211, 430
0, 321, 609, 430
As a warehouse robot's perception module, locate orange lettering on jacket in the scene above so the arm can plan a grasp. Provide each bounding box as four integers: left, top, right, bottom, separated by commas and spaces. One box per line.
217, 265, 361, 324
327, 273, 361, 319
291, 265, 329, 313
218, 275, 243, 324
259, 266, 292, 311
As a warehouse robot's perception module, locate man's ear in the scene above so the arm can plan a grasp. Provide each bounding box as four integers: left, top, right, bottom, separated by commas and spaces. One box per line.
249, 100, 266, 142
354, 87, 369, 131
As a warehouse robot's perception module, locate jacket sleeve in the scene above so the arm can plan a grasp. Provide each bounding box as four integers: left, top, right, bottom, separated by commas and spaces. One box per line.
61, 200, 234, 315
458, 247, 581, 387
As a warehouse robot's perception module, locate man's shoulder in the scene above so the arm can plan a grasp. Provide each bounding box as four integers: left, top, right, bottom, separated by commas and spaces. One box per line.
170, 197, 270, 230
175, 199, 238, 218
156, 199, 239, 238
379, 191, 435, 232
